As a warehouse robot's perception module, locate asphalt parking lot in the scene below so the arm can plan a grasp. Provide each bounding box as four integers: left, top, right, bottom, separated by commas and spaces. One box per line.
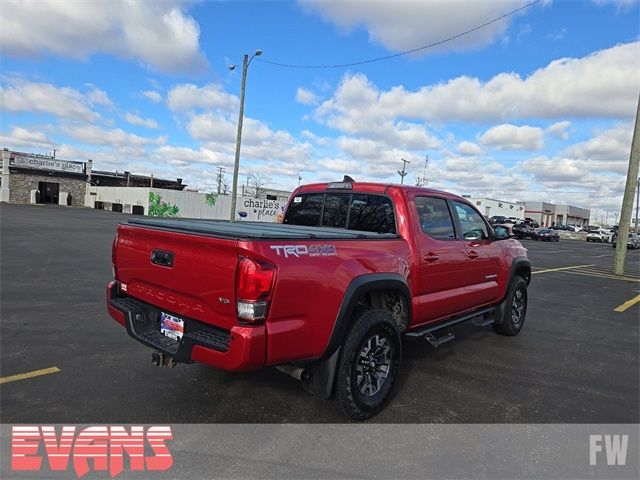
1, 203, 638, 423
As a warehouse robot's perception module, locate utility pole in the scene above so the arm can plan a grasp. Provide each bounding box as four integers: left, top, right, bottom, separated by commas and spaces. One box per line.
53, 149, 57, 159
229, 49, 262, 222
298, 175, 302, 186
397, 158, 410, 185
614, 94, 640, 276
422, 155, 429, 187
635, 178, 639, 233
216, 166, 225, 195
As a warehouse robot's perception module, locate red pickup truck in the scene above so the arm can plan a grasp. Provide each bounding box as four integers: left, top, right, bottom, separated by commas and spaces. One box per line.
107, 179, 530, 419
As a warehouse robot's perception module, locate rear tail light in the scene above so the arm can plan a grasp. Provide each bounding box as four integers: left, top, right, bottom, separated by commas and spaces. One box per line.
235, 257, 276, 323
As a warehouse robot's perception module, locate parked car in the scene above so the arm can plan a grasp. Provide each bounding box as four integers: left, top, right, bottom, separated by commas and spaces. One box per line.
612, 233, 640, 249
522, 219, 540, 228
107, 180, 531, 420
512, 223, 538, 240
586, 230, 612, 243
489, 215, 508, 225
536, 229, 559, 242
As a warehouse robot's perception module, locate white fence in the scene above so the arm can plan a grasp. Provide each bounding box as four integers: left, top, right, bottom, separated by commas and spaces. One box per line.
85, 187, 287, 222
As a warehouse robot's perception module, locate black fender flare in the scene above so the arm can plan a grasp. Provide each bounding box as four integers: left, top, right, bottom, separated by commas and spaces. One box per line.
302, 273, 411, 399
323, 273, 412, 360
494, 257, 531, 325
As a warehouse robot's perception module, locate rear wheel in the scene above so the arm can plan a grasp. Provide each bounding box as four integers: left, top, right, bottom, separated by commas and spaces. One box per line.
493, 276, 527, 336
335, 309, 401, 421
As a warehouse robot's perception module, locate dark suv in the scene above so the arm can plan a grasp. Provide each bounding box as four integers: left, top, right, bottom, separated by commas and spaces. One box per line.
512, 223, 538, 240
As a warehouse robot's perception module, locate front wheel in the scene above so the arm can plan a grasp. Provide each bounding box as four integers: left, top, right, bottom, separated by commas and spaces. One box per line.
335, 309, 402, 421
493, 276, 528, 336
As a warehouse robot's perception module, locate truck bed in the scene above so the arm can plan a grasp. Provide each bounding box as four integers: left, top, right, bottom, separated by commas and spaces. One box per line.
127, 218, 399, 240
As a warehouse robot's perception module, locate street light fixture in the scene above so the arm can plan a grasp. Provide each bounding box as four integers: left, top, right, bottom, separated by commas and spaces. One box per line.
229, 49, 262, 222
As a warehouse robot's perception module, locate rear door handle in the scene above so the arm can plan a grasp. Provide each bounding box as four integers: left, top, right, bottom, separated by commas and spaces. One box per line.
423, 253, 439, 262
467, 251, 479, 259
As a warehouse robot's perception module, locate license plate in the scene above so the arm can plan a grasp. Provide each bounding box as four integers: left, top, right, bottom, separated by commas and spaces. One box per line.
160, 312, 184, 341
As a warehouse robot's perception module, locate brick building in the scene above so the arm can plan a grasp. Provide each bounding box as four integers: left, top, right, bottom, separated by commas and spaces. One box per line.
0, 148, 185, 207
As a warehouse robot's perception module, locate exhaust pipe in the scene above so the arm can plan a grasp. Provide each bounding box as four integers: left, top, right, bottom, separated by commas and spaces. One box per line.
275, 364, 308, 381
151, 351, 177, 368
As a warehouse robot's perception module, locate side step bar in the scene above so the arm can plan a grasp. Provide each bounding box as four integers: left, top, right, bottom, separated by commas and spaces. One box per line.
405, 307, 495, 346
423, 328, 455, 348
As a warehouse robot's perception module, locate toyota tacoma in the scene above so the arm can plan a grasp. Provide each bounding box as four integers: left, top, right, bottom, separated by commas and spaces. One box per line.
107, 179, 530, 420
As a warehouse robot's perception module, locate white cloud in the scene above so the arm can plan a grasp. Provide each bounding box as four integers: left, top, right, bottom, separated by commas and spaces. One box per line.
317, 157, 361, 173
185, 112, 312, 164
0, 0, 206, 74
167, 83, 238, 112
479, 124, 544, 150
86, 87, 112, 107
302, 0, 532, 54
315, 74, 441, 150
301, 129, 332, 146
315, 42, 640, 123
142, 90, 162, 103
156, 145, 233, 166
546, 121, 571, 140
524, 156, 585, 182
0, 126, 53, 149
457, 141, 482, 156
0, 79, 101, 121
296, 87, 319, 105
561, 122, 632, 174
62, 124, 165, 147
186, 113, 237, 144
124, 112, 159, 129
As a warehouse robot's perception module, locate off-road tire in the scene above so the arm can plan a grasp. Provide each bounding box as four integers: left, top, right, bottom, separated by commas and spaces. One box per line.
492, 276, 528, 336
335, 309, 401, 421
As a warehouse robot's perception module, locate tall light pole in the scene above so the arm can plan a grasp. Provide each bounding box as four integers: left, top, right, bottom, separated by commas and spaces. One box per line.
635, 177, 639, 233
614, 94, 640, 275
229, 49, 262, 222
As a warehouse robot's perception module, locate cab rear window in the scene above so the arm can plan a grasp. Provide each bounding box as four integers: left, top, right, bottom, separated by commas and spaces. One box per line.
284, 193, 396, 234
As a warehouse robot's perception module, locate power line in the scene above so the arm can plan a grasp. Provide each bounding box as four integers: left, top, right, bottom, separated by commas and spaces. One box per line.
256, 0, 541, 69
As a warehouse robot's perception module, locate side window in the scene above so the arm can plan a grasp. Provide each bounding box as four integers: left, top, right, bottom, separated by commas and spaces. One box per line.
453, 201, 489, 240
283, 194, 324, 226
322, 194, 349, 228
415, 196, 456, 240
348, 194, 396, 234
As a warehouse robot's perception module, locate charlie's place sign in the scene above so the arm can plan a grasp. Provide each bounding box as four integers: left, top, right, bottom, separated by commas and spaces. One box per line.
11, 153, 84, 174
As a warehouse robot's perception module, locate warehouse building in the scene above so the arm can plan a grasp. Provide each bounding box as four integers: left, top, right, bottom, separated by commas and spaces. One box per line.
519, 201, 590, 227
463, 197, 525, 220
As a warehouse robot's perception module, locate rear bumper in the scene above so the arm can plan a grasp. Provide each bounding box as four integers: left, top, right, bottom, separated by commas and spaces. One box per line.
107, 281, 265, 371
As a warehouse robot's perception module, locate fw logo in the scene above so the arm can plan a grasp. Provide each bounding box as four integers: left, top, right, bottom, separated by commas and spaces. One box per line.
589, 434, 629, 466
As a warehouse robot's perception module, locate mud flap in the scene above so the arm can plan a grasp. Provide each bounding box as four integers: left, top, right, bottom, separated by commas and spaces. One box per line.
302, 347, 341, 399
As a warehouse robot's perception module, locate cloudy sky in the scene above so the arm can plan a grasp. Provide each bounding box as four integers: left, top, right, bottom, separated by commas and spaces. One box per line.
1, 0, 638, 216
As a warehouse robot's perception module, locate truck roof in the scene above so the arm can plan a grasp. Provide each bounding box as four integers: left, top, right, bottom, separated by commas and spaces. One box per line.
295, 182, 465, 201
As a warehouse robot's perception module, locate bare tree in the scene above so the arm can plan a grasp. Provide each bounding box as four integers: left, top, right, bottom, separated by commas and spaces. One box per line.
245, 171, 268, 198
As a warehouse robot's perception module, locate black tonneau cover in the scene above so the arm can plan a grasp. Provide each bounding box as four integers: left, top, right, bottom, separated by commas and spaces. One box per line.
127, 218, 399, 240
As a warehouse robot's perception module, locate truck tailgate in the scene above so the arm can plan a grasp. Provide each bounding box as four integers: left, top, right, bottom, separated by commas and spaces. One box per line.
115, 224, 238, 330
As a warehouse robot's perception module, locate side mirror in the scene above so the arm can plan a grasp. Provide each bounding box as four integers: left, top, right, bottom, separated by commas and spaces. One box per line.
464, 230, 482, 241
494, 225, 510, 240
